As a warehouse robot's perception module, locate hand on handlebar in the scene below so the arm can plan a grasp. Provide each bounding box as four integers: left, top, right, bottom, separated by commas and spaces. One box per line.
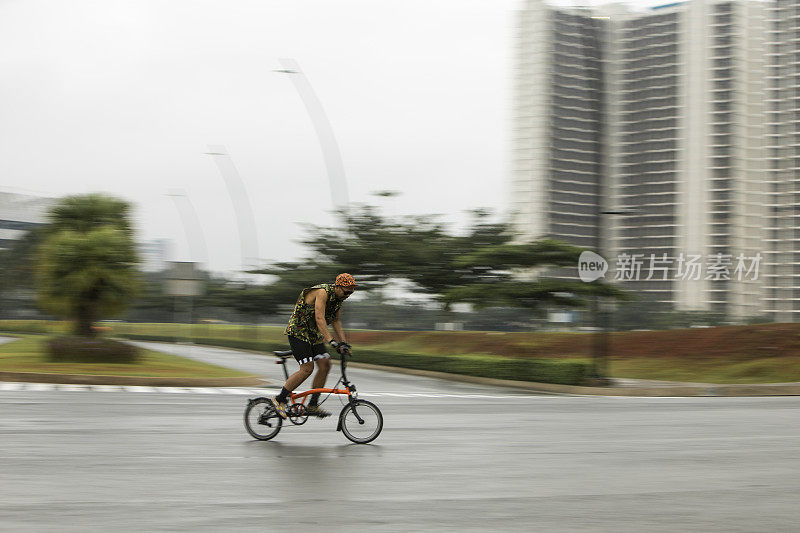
329, 339, 352, 356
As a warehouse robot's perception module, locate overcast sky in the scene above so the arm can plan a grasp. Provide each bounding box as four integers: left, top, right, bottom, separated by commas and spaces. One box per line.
0, 0, 659, 277
0, 0, 524, 275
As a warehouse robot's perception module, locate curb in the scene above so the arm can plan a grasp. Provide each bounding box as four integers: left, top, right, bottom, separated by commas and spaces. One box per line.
344, 361, 800, 396
0, 371, 267, 387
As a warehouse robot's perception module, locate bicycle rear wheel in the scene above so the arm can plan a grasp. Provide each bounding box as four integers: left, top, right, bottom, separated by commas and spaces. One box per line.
244, 398, 282, 440
339, 399, 383, 444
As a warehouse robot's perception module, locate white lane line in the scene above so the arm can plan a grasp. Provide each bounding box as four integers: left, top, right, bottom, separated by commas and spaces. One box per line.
247, 388, 276, 395
57, 384, 91, 392
90, 385, 125, 392
218, 388, 255, 395
0, 384, 549, 399
25, 383, 57, 391
363, 392, 548, 399
124, 386, 157, 393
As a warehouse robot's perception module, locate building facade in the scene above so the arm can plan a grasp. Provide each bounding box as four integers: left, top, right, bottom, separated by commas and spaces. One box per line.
0, 192, 56, 250
512, 3, 606, 250
764, 0, 800, 321
138, 239, 171, 273
513, 0, 775, 321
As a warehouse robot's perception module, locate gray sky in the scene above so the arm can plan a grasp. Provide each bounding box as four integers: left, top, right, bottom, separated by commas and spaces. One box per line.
0, 0, 521, 275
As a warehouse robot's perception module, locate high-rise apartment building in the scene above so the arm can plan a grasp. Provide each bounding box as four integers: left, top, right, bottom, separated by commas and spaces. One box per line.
513, 0, 773, 321
764, 0, 800, 321
512, 4, 606, 250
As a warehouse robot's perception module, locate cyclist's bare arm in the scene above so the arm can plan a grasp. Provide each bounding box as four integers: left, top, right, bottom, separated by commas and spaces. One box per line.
310, 289, 335, 343
332, 308, 347, 343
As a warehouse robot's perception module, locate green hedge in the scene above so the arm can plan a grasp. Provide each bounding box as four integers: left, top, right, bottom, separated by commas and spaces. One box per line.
352, 347, 588, 385
115, 333, 589, 386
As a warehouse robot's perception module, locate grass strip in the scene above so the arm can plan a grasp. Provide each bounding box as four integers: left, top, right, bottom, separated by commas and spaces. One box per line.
609, 357, 800, 384
0, 336, 252, 378
10, 321, 798, 384
116, 333, 590, 385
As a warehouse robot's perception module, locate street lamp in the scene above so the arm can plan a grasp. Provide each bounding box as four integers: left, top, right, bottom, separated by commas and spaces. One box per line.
591, 208, 637, 381
166, 190, 208, 348
204, 145, 260, 271
579, 12, 630, 382
274, 58, 351, 212
577, 13, 610, 381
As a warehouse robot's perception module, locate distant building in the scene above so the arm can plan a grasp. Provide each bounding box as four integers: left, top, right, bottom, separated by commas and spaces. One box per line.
607, 0, 767, 319
513, 0, 772, 321
0, 192, 57, 249
137, 239, 172, 273
764, 0, 800, 321
511, 2, 605, 251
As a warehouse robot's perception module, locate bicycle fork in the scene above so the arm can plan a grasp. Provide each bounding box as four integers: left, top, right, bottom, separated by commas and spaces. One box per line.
336, 383, 364, 432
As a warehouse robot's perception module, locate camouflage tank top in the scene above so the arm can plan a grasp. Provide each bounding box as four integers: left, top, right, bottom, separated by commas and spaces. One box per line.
284, 283, 344, 344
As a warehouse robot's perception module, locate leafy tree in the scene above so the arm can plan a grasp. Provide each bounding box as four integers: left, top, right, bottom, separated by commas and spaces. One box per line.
248, 206, 394, 299
204, 280, 284, 318
254, 207, 508, 299
444, 239, 628, 311
35, 194, 140, 336
251, 204, 626, 315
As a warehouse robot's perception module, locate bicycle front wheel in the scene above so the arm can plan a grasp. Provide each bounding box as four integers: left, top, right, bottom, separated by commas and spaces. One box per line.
339, 399, 383, 444
244, 398, 282, 440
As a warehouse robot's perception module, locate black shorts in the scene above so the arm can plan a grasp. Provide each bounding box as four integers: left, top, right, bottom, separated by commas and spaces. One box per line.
287, 336, 330, 365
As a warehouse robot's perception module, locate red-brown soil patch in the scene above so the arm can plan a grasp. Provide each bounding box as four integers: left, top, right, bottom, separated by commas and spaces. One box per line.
348, 323, 800, 360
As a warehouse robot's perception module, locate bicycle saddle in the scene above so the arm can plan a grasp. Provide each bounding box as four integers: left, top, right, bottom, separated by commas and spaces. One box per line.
274, 350, 293, 358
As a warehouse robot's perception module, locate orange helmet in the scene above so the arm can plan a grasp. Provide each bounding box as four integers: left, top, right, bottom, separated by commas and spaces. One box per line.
335, 273, 358, 288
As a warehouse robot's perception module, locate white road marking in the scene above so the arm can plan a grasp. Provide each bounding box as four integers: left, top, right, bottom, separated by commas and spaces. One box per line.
0, 381, 555, 399
124, 386, 157, 393
218, 388, 254, 395
90, 385, 124, 392
26, 383, 56, 391
363, 391, 546, 399
185, 387, 222, 394
57, 384, 91, 392
247, 388, 274, 395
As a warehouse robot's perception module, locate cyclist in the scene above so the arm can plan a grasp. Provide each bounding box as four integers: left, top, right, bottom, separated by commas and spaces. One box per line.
270, 273, 356, 419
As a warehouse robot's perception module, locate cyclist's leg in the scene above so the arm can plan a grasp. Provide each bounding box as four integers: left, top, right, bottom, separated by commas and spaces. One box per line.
308, 345, 331, 416
310, 344, 331, 391
274, 337, 316, 414
283, 361, 314, 392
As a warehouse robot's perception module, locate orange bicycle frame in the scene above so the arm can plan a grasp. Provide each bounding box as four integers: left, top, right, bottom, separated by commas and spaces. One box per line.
290, 387, 351, 404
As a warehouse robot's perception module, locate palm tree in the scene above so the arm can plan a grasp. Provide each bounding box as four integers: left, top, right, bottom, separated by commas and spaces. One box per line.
35, 194, 140, 337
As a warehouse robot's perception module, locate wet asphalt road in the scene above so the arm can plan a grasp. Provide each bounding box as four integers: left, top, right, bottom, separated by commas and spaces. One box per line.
1, 341, 800, 532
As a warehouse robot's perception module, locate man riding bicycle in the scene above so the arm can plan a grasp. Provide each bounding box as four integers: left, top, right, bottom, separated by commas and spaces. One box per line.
270, 273, 356, 419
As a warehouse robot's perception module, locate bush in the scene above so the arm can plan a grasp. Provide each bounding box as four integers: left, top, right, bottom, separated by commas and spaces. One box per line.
47, 336, 140, 364
114, 333, 589, 385
350, 348, 588, 385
